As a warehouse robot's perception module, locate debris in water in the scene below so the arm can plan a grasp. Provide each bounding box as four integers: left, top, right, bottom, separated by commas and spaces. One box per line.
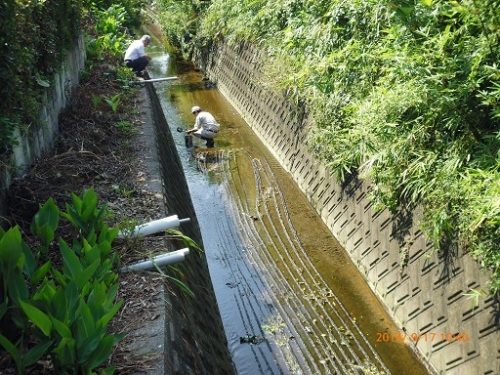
240, 334, 265, 345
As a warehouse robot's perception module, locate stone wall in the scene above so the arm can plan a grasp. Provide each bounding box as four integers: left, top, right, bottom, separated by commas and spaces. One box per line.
0, 34, 86, 220
146, 83, 235, 375
195, 42, 499, 375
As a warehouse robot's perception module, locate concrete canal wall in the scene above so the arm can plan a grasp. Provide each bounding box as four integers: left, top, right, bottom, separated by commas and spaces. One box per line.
146, 83, 235, 375
195, 42, 499, 375
0, 34, 86, 220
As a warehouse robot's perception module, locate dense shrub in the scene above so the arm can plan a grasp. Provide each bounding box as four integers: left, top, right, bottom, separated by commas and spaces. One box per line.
159, 0, 500, 295
0, 0, 81, 151
0, 0, 145, 155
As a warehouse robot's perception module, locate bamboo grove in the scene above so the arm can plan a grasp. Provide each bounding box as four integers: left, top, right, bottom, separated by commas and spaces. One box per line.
158, 0, 500, 295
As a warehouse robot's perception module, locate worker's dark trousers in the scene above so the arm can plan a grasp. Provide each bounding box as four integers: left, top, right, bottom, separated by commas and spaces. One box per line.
125, 57, 149, 74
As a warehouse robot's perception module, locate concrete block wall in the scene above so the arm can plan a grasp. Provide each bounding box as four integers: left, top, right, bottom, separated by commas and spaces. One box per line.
12, 34, 86, 172
195, 42, 499, 375
0, 35, 86, 219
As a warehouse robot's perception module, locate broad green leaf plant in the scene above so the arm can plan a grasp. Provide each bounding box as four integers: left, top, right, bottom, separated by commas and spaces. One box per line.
0, 189, 122, 374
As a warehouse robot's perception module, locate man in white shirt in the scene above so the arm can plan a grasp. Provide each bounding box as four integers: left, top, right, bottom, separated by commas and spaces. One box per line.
124, 35, 151, 76
187, 106, 220, 148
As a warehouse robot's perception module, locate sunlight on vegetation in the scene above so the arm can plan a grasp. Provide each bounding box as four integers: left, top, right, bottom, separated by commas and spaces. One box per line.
0, 189, 121, 375
158, 0, 500, 295
1, 1, 205, 372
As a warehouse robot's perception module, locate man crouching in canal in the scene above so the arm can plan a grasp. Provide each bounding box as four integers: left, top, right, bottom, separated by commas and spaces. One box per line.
187, 106, 220, 148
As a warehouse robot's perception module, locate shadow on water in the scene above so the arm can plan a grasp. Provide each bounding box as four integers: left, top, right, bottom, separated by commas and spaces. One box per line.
146, 45, 431, 375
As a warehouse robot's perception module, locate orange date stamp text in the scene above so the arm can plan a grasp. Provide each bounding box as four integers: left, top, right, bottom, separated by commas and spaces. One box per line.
375, 331, 470, 343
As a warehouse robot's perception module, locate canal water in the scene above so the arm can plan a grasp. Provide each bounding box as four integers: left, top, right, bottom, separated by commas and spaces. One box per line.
146, 44, 430, 375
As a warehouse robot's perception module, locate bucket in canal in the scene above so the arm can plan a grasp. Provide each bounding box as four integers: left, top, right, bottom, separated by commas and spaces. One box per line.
185, 134, 193, 147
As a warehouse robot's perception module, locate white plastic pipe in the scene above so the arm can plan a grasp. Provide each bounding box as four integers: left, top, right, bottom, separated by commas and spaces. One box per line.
117, 215, 190, 239
131, 76, 178, 84
119, 248, 190, 273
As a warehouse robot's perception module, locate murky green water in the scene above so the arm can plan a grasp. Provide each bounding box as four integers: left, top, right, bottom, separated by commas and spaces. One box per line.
145, 41, 430, 375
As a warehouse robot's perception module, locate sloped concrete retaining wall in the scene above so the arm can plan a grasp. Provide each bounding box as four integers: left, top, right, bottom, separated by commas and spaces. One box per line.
11, 34, 86, 171
0, 34, 86, 219
195, 42, 499, 375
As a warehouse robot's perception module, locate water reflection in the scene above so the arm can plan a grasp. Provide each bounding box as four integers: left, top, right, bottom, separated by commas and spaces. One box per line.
146, 45, 430, 375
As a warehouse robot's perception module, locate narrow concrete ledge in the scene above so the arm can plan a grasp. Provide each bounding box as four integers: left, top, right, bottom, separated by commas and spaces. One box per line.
142, 81, 235, 375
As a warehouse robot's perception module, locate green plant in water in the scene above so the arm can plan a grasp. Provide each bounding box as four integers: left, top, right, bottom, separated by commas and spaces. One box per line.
261, 315, 285, 335
350, 362, 387, 375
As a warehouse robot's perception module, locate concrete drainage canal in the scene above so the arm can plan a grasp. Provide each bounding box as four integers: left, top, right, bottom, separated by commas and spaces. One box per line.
147, 47, 431, 375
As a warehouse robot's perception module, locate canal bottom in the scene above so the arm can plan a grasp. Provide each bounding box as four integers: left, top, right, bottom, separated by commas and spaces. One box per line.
146, 46, 430, 375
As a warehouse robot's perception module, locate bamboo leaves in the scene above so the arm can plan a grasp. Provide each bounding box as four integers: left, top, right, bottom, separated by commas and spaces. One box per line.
175, 0, 500, 293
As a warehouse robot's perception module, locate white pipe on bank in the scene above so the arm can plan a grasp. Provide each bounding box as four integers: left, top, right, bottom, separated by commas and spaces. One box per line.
119, 248, 190, 273
131, 76, 178, 84
117, 215, 190, 239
